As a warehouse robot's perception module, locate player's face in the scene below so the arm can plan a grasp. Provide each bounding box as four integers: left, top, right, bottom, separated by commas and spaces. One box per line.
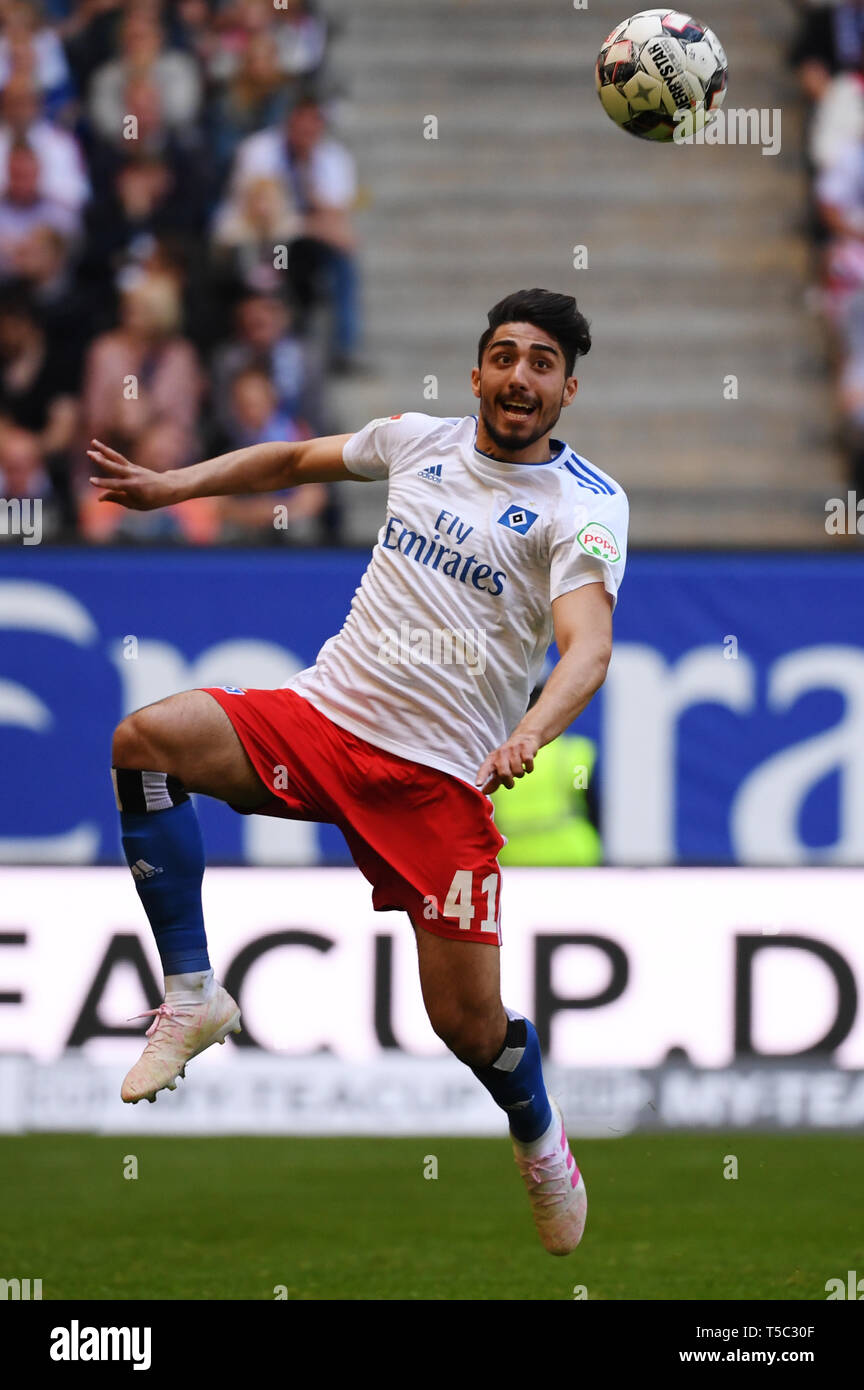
471, 323, 578, 461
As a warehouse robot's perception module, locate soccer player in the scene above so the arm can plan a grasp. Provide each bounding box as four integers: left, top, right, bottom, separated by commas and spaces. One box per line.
88, 288, 628, 1257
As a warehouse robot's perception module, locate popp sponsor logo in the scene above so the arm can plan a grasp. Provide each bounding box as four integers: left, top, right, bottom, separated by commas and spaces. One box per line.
577, 522, 620, 563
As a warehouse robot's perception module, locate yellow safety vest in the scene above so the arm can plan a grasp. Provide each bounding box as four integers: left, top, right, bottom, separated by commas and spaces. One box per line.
492, 735, 601, 866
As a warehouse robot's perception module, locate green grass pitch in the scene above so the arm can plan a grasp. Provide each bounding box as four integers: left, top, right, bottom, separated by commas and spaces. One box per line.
1, 1133, 861, 1300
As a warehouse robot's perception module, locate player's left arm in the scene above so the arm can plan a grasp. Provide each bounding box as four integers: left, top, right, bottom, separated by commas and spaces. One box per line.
475, 582, 613, 794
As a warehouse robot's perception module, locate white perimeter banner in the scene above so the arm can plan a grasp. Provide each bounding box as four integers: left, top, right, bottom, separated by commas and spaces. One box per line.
0, 867, 863, 1133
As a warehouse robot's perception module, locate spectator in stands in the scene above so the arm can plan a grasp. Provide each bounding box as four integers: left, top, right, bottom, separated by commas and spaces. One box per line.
816, 137, 864, 315
791, 0, 864, 104
0, 0, 350, 545
13, 224, 92, 379
173, 0, 218, 68
209, 291, 325, 438
87, 70, 211, 219
272, 0, 328, 79
221, 363, 308, 449
808, 70, 864, 176
0, 286, 80, 432
0, 1, 75, 121
211, 363, 325, 540
788, 2, 864, 176
81, 149, 206, 329
0, 285, 78, 525
0, 421, 58, 539
81, 270, 203, 448
207, 0, 326, 86
207, 31, 294, 179
834, 300, 864, 492
210, 174, 302, 296
0, 141, 80, 280
78, 414, 219, 543
815, 135, 864, 487
88, 8, 202, 147
231, 97, 360, 369
0, 77, 90, 211
14, 223, 81, 318
61, 0, 125, 98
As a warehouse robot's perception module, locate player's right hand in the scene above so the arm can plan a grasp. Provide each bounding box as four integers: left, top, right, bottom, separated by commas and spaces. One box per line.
87, 439, 178, 510
475, 732, 541, 795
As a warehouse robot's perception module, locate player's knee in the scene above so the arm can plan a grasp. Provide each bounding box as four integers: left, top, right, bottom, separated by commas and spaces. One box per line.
112, 706, 174, 772
428, 1003, 505, 1068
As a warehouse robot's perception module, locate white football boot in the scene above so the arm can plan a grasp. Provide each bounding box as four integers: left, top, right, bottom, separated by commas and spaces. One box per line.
512, 1096, 587, 1255
121, 982, 241, 1103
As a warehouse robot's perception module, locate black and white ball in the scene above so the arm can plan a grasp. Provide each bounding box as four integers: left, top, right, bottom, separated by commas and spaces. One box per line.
595, 9, 728, 142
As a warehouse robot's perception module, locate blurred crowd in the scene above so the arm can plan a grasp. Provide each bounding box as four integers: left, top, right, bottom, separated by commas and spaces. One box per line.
791, 0, 864, 492
0, 0, 359, 544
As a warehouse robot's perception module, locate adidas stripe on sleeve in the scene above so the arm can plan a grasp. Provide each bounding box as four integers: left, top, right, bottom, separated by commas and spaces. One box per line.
549, 462, 629, 611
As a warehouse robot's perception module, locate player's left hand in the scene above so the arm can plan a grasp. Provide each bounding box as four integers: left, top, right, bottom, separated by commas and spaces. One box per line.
86, 439, 178, 510
475, 733, 541, 794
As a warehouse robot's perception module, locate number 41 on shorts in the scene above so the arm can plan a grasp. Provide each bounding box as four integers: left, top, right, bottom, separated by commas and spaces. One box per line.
442, 869, 499, 932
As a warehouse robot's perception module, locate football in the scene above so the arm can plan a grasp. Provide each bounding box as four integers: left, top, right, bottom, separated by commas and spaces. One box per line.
595, 9, 728, 142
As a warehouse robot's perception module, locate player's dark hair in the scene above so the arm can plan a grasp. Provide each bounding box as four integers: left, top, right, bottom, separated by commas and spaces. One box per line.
478, 289, 591, 377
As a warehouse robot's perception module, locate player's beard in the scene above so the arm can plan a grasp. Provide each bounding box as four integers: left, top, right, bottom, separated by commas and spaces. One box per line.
479, 392, 564, 458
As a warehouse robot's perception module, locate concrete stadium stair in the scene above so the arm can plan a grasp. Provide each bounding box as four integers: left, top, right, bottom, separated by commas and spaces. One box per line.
323, 0, 845, 546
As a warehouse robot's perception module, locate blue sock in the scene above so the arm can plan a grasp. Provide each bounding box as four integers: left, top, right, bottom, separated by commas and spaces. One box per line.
114, 769, 210, 975
471, 1009, 553, 1142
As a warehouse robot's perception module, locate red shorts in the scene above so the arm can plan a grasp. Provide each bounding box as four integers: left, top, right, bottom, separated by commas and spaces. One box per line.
202, 685, 504, 945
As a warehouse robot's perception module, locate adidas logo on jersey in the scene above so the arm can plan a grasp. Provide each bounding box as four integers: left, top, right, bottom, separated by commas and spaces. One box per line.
130, 860, 163, 881
418, 463, 443, 485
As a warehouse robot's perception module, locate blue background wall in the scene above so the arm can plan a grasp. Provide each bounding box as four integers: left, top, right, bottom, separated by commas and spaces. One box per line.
1, 550, 861, 865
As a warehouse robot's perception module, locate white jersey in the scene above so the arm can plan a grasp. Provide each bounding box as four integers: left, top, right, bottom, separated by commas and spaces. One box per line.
286, 412, 629, 786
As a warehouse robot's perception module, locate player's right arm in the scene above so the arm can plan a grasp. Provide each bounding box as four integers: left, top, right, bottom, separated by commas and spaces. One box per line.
86, 433, 367, 511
